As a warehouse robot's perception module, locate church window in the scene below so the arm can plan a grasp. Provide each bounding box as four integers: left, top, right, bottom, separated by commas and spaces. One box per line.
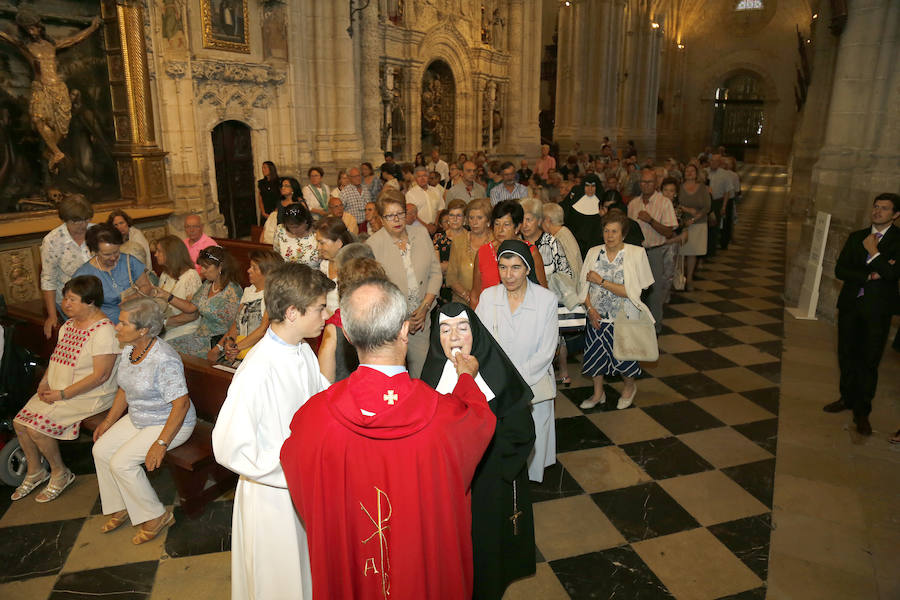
735, 0, 763, 10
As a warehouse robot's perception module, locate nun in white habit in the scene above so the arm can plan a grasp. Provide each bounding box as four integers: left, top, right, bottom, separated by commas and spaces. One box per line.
476, 240, 559, 483
212, 263, 335, 600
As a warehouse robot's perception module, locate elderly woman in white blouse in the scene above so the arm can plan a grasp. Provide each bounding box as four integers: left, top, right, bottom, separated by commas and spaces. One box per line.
476, 240, 559, 483
92, 298, 196, 545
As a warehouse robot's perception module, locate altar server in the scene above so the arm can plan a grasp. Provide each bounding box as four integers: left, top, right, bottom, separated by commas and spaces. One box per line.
212, 263, 334, 600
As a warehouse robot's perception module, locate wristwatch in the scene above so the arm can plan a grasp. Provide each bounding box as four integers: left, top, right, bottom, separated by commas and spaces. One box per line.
166, 293, 174, 303
156, 439, 168, 448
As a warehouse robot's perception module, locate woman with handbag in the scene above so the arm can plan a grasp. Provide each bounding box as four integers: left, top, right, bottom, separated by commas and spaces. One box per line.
577, 211, 655, 410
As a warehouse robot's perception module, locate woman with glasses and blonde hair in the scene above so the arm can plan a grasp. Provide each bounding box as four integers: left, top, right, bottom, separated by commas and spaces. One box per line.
366, 188, 442, 377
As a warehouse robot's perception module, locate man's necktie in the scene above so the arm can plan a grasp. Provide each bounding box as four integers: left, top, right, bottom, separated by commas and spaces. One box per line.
858, 231, 883, 297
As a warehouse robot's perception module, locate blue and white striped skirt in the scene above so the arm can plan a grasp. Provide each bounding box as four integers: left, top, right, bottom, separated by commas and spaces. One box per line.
582, 321, 642, 378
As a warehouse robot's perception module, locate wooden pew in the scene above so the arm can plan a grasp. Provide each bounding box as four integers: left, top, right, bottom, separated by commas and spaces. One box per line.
6, 299, 56, 361
212, 237, 271, 288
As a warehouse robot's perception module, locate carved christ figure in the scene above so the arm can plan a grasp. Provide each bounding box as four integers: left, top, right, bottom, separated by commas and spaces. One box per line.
0, 10, 101, 171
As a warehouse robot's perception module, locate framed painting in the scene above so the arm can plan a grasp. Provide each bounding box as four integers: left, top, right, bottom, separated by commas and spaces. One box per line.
201, 0, 249, 53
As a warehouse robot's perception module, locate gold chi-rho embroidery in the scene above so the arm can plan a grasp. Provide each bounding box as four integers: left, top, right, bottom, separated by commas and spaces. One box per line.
361, 486, 392, 598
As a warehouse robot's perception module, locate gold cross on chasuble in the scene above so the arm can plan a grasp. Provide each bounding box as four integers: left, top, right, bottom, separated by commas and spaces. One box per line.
383, 390, 398, 405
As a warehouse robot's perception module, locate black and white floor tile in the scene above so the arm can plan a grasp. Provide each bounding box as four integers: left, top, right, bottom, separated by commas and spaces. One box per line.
0, 166, 788, 599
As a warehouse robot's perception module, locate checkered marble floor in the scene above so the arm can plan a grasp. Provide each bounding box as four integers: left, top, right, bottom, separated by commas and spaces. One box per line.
0, 166, 788, 599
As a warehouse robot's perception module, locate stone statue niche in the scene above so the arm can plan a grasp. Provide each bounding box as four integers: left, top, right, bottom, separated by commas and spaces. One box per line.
380, 65, 404, 155
0, 4, 117, 214
421, 61, 455, 157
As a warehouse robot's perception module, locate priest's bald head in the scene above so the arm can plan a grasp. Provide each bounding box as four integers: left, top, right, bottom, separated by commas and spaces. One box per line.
341, 278, 410, 364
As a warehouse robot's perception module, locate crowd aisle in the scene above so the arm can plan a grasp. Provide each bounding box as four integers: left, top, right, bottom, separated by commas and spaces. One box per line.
0, 166, 788, 599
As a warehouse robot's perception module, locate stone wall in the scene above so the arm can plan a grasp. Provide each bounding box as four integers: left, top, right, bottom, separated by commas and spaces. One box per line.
140, 0, 540, 237
659, 0, 811, 164
785, 0, 900, 321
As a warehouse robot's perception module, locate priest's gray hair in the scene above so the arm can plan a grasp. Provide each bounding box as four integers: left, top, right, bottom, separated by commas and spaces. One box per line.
340, 278, 407, 352
120, 297, 166, 337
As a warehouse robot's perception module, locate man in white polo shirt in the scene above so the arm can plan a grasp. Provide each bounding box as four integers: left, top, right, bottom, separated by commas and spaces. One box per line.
627, 167, 678, 332
405, 166, 444, 234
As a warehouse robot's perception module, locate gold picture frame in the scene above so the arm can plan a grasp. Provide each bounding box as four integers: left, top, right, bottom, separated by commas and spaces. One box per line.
200, 0, 250, 54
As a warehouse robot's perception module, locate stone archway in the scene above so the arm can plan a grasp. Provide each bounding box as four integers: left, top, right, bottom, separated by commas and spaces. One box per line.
421, 61, 456, 157
711, 70, 767, 160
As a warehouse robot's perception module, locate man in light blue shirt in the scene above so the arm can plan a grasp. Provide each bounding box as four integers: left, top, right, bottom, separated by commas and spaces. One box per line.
489, 161, 529, 206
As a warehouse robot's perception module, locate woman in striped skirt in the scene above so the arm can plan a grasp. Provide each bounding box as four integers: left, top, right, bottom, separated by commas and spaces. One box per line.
577, 211, 655, 410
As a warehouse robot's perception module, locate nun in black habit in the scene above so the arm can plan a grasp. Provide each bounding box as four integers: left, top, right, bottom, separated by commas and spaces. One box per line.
422, 303, 536, 600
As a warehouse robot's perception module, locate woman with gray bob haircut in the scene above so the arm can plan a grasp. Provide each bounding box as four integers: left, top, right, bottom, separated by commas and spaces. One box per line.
339, 278, 409, 353
91, 297, 197, 545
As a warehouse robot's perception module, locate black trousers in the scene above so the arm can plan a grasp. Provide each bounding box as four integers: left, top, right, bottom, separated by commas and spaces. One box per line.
720, 195, 737, 249
707, 198, 723, 258
837, 300, 892, 417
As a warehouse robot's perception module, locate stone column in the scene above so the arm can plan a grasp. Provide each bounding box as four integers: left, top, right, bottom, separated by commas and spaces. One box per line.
616, 0, 661, 158
496, 0, 541, 160
359, 3, 384, 164
302, 0, 363, 165
786, 6, 840, 218
785, 0, 900, 318
554, 0, 625, 154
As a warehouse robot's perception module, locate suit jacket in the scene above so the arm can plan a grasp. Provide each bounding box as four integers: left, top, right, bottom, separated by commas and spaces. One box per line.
835, 225, 900, 316
366, 225, 442, 308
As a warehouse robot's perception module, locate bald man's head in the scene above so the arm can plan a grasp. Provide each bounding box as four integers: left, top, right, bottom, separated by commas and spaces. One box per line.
184, 215, 204, 242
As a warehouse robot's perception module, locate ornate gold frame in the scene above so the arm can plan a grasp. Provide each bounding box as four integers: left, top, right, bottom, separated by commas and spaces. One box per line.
200, 0, 250, 54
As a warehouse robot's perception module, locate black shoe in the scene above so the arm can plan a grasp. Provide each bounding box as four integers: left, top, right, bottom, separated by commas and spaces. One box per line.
822, 400, 849, 413
854, 415, 872, 436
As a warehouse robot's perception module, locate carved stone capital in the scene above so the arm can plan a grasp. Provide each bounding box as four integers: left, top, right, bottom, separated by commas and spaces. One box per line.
189, 60, 287, 86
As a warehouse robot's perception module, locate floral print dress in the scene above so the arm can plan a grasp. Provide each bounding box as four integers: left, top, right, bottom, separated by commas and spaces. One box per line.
168, 280, 242, 357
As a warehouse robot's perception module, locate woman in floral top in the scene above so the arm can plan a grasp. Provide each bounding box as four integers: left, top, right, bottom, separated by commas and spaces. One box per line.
203, 249, 283, 363
165, 246, 243, 357
273, 202, 320, 268
576, 212, 654, 411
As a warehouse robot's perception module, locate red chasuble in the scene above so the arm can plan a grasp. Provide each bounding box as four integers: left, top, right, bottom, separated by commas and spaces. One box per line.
281, 366, 496, 600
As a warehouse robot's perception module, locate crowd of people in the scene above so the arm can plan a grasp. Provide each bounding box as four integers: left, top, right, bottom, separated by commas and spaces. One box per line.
15, 141, 766, 599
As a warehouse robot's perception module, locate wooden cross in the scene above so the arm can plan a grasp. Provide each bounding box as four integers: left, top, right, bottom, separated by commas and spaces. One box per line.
383, 390, 398, 405
509, 509, 524, 535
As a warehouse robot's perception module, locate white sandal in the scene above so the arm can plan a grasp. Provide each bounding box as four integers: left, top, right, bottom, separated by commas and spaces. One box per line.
11, 469, 50, 501
35, 469, 76, 503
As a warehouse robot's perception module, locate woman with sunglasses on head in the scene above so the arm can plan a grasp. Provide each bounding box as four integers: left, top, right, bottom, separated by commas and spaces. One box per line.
165, 246, 243, 357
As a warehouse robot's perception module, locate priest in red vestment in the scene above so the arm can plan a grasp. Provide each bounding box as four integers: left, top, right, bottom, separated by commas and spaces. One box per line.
281, 278, 496, 600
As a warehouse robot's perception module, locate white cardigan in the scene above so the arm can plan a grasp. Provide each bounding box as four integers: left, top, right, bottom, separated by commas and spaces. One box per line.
578, 243, 655, 323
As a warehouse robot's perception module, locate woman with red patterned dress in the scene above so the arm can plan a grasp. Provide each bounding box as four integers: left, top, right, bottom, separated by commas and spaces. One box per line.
11, 275, 120, 503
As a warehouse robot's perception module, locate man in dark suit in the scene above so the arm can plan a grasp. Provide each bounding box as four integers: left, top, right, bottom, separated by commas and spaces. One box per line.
823, 193, 900, 435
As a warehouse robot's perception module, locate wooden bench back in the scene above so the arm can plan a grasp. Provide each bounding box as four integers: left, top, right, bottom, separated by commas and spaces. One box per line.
212, 237, 272, 288
180, 354, 234, 422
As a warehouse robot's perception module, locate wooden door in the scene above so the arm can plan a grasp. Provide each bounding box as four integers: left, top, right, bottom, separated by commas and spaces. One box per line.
211, 121, 255, 238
